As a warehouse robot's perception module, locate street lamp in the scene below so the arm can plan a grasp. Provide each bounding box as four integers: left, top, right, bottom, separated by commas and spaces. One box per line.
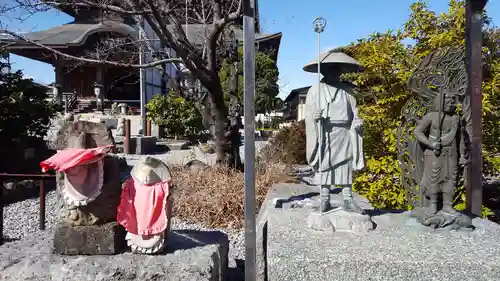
52, 83, 62, 106
313, 16, 326, 215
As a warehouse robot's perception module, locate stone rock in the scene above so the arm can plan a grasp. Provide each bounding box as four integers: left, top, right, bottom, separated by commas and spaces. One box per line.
53, 221, 126, 255
306, 208, 374, 233
185, 159, 208, 174
0, 229, 229, 281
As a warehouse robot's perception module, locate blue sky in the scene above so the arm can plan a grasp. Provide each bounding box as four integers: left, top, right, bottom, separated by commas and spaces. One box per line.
4, 0, 500, 98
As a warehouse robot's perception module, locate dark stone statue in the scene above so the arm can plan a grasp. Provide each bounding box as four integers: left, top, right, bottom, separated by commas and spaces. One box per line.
50, 120, 125, 254
397, 47, 473, 230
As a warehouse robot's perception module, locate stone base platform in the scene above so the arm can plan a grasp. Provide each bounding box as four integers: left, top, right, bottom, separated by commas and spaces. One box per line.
307, 208, 374, 233
0, 229, 229, 281
54, 221, 126, 255
257, 183, 500, 281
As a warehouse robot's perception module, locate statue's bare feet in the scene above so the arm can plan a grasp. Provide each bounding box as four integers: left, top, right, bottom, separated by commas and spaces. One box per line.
441, 205, 461, 216
320, 200, 332, 213
68, 209, 79, 221
423, 204, 438, 216
343, 199, 364, 214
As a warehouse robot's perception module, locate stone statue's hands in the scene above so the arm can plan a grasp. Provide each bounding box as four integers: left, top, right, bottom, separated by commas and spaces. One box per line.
313, 109, 323, 122
459, 157, 471, 166
353, 121, 363, 133
429, 141, 441, 151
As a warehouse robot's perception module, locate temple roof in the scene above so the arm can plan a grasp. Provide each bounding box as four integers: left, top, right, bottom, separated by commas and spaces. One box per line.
3, 22, 279, 47
3, 21, 137, 47
2, 21, 282, 62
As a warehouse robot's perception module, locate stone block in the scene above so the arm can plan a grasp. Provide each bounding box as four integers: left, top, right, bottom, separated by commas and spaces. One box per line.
53, 221, 126, 255
258, 184, 500, 281
0, 229, 229, 281
130, 136, 157, 154
98, 118, 118, 129
167, 141, 191, 150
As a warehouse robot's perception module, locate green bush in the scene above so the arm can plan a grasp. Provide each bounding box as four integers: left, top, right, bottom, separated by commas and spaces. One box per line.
146, 92, 204, 138
260, 121, 306, 165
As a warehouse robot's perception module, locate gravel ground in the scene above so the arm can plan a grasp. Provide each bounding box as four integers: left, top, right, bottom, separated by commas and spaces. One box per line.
2, 191, 245, 261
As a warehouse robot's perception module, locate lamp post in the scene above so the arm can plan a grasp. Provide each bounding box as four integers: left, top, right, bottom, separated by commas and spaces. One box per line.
93, 82, 104, 114
313, 17, 326, 214
52, 83, 62, 106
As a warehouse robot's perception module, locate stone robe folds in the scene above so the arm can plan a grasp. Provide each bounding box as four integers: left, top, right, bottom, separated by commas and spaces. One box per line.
305, 81, 365, 185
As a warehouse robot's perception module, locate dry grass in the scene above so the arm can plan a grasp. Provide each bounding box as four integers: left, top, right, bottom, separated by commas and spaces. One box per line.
171, 161, 297, 229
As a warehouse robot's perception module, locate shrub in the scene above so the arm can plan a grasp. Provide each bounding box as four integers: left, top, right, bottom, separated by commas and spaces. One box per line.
146, 92, 204, 138
259, 120, 307, 166
171, 162, 293, 229
0, 52, 60, 173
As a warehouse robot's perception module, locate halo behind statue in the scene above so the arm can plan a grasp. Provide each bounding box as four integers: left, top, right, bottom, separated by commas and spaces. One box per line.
303, 50, 363, 74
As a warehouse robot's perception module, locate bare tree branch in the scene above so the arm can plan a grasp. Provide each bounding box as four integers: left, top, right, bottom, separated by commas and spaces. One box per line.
2, 30, 182, 68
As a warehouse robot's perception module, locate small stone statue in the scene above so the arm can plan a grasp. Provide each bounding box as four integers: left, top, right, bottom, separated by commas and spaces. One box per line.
116, 117, 125, 137
41, 120, 124, 255
398, 46, 473, 230
110, 102, 120, 117
117, 156, 173, 254
303, 52, 365, 213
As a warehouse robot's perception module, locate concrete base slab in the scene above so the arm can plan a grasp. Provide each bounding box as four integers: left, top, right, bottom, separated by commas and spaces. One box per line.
0, 229, 229, 281
257, 183, 500, 281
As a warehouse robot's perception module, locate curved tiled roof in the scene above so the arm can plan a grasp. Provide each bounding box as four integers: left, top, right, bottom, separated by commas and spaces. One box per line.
5, 21, 137, 47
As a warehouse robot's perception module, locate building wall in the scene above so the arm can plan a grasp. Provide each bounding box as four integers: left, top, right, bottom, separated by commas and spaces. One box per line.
297, 96, 306, 121
143, 21, 180, 102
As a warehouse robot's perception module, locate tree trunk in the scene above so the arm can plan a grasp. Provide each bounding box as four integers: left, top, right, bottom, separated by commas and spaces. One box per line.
207, 82, 242, 170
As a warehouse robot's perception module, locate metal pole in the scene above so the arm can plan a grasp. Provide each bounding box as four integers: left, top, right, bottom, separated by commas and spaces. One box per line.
185, 0, 189, 39
0, 178, 3, 246
313, 17, 326, 214
139, 17, 147, 136
39, 178, 45, 230
243, 0, 256, 279
124, 119, 131, 154
465, 0, 487, 216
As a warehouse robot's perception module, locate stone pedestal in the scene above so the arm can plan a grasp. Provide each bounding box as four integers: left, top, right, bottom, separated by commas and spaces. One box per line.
307, 208, 374, 233
257, 183, 500, 281
0, 229, 229, 281
53, 221, 126, 255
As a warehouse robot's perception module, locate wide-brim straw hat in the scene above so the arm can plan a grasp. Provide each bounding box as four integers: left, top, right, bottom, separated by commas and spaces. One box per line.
303, 50, 363, 73
130, 156, 172, 185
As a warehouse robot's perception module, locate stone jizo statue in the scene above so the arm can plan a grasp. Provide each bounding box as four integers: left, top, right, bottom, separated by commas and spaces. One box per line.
117, 156, 174, 254
303, 51, 365, 214
41, 120, 124, 254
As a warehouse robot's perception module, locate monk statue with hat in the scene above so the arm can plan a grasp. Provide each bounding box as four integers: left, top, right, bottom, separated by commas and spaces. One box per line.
117, 156, 174, 254
303, 50, 365, 213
